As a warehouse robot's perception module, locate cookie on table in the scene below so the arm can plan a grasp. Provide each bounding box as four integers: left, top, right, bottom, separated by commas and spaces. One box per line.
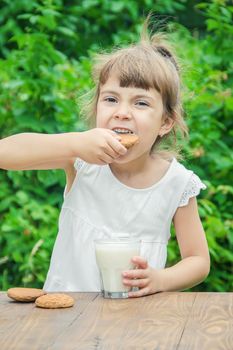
35, 293, 75, 309
119, 133, 139, 149
7, 287, 46, 302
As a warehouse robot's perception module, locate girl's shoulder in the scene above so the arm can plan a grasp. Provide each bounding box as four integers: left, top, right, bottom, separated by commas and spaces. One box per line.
170, 158, 207, 207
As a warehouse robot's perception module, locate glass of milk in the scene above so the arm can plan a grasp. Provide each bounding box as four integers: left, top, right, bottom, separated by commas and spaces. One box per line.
94, 238, 141, 299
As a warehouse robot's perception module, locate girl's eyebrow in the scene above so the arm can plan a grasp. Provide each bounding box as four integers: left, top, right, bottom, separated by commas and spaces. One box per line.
100, 90, 154, 100
100, 90, 120, 96
133, 94, 154, 101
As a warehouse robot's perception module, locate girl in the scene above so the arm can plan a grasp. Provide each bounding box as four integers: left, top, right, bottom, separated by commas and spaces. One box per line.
0, 28, 210, 297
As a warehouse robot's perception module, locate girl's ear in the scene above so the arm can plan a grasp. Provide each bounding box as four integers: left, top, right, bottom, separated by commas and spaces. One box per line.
159, 117, 174, 137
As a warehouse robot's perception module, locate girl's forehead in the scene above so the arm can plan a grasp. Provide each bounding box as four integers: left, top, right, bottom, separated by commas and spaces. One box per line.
100, 74, 161, 100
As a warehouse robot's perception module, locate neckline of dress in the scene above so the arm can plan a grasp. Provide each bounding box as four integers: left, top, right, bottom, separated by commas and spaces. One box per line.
106, 158, 177, 192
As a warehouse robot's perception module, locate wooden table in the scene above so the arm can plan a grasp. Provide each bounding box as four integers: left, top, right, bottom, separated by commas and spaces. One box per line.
0, 292, 232, 349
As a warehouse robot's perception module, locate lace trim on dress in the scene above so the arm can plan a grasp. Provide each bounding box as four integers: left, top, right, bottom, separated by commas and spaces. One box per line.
74, 158, 84, 171
179, 173, 206, 207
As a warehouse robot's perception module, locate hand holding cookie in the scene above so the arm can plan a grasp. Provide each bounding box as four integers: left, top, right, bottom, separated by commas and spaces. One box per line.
74, 128, 127, 165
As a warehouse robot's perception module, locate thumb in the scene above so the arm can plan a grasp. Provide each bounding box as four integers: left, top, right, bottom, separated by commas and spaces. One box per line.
132, 256, 148, 269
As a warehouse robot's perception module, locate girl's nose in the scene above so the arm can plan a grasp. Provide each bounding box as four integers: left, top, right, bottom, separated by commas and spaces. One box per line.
113, 108, 132, 120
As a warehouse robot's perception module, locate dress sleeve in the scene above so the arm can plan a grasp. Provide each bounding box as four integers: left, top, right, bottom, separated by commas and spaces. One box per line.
74, 158, 85, 171
178, 173, 206, 207
63, 159, 85, 198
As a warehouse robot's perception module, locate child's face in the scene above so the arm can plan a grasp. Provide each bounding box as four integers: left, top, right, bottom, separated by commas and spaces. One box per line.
96, 74, 170, 162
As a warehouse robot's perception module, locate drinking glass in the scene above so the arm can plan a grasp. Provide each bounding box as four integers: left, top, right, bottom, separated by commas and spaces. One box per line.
94, 238, 141, 299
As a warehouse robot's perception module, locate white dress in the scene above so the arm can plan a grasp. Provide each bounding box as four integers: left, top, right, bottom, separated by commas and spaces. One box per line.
43, 158, 206, 292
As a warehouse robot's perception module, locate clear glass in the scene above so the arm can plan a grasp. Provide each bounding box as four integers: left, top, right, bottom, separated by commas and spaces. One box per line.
94, 238, 141, 299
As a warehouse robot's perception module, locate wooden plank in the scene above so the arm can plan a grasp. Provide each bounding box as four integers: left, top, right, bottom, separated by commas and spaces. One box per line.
46, 293, 145, 350
0, 292, 98, 350
178, 293, 233, 350
1, 292, 232, 350
117, 292, 197, 350
48, 292, 197, 350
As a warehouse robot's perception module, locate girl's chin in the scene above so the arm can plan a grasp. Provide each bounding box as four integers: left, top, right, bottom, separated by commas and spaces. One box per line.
112, 154, 130, 164
112, 151, 136, 164
112, 148, 151, 166
112, 156, 128, 164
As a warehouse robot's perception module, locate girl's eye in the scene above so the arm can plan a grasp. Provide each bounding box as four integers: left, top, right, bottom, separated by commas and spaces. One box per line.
136, 100, 149, 107
104, 97, 117, 103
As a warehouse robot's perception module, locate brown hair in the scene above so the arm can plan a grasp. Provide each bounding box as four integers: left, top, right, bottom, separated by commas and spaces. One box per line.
81, 21, 188, 159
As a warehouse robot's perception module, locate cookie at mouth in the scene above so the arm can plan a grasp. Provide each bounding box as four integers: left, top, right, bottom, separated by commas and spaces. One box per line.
119, 133, 139, 149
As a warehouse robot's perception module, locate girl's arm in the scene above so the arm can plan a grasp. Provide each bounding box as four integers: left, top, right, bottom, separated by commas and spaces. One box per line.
0, 133, 76, 171
0, 129, 127, 171
122, 197, 210, 297
161, 196, 210, 291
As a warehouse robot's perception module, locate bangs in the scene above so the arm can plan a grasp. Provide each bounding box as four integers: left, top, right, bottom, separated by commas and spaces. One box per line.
98, 47, 163, 92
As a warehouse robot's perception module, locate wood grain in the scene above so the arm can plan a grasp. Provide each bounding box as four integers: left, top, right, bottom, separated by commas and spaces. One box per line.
0, 292, 232, 350
177, 293, 233, 350
0, 292, 98, 350
117, 292, 196, 350
47, 294, 145, 349
48, 292, 196, 350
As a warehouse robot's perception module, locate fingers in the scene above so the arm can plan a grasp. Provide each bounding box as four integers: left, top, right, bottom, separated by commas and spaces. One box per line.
97, 145, 124, 164
122, 257, 153, 298
97, 130, 127, 162
122, 271, 151, 298
122, 256, 148, 281
132, 256, 148, 269
80, 128, 127, 165
123, 277, 149, 288
128, 287, 151, 298
122, 267, 147, 280
122, 267, 148, 290
106, 144, 126, 159
98, 152, 117, 164
109, 135, 127, 156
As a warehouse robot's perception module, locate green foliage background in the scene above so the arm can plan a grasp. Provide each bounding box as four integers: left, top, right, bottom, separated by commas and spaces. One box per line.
0, 0, 232, 291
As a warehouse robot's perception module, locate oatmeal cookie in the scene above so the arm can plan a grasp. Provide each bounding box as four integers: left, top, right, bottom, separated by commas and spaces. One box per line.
35, 293, 75, 309
7, 287, 46, 302
120, 134, 139, 149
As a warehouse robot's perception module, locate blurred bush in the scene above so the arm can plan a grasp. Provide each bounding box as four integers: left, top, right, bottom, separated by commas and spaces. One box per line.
0, 0, 232, 291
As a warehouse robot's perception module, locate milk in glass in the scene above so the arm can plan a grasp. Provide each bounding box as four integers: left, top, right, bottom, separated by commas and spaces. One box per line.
95, 239, 141, 299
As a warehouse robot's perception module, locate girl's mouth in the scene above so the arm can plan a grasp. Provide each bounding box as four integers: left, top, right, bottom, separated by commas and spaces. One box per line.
112, 128, 134, 134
